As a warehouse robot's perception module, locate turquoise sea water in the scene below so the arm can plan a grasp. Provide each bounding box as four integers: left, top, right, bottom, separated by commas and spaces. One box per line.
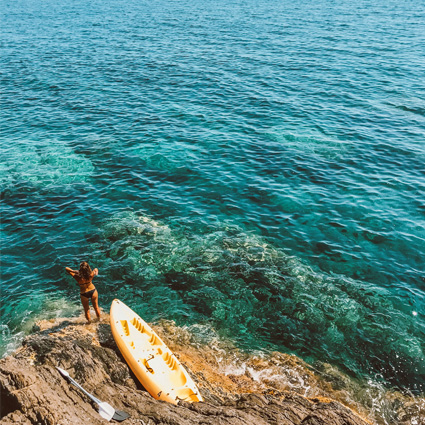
1, 0, 424, 421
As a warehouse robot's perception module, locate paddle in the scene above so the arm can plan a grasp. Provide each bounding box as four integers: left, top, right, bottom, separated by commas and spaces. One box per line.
56, 367, 130, 422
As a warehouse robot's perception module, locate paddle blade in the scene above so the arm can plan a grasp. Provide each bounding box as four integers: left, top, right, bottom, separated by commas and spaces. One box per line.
113, 409, 131, 422
98, 402, 115, 422
56, 367, 70, 378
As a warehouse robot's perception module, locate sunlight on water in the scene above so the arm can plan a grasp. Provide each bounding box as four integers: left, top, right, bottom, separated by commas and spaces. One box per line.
1, 1, 424, 423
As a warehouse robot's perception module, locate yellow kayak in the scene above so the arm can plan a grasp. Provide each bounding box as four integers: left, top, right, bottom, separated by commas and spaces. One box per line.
110, 299, 203, 404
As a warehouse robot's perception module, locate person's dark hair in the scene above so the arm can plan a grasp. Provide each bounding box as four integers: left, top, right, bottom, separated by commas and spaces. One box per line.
79, 261, 92, 281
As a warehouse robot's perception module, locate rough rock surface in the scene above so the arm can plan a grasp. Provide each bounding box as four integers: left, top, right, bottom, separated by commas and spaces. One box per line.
0, 317, 371, 425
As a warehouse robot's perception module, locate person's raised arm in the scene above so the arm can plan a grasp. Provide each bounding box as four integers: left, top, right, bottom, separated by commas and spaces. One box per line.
65, 267, 77, 276
93, 268, 99, 277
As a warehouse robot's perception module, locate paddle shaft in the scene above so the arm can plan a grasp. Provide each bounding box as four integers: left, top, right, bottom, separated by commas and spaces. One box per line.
56, 368, 129, 421
66, 375, 102, 405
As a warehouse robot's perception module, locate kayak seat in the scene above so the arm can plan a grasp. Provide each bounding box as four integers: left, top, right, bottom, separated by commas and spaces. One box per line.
175, 387, 201, 402
132, 333, 153, 351
169, 369, 186, 387
146, 354, 187, 388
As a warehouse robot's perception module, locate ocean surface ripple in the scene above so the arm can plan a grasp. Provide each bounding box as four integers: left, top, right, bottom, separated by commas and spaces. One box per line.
1, 1, 425, 423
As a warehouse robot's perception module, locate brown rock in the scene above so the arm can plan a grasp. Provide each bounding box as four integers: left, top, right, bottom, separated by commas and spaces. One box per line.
0, 317, 371, 425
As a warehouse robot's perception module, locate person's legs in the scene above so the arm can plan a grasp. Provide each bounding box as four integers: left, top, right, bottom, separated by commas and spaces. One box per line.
91, 290, 101, 319
80, 294, 91, 323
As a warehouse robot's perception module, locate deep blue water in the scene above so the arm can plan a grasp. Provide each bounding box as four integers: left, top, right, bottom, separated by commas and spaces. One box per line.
1, 0, 425, 419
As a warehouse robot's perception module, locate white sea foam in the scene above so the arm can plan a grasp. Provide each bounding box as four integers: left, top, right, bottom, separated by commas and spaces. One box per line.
165, 320, 425, 425
0, 296, 80, 358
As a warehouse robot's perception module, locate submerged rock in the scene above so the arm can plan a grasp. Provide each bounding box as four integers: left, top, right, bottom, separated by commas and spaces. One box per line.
0, 316, 371, 424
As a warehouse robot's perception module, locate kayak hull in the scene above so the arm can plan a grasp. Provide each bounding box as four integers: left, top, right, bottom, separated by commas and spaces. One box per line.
110, 299, 203, 404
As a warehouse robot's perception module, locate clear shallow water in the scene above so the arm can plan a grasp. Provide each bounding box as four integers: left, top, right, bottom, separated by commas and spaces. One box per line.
1, 0, 425, 421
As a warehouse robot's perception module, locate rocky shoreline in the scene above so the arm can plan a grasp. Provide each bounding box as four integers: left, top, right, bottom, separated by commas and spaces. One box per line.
0, 314, 420, 425
0, 314, 407, 425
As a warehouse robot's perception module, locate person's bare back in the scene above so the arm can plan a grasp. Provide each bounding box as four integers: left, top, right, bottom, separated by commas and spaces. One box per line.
65, 262, 101, 323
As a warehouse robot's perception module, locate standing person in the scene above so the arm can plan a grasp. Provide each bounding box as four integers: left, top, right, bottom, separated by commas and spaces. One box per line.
65, 261, 100, 323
